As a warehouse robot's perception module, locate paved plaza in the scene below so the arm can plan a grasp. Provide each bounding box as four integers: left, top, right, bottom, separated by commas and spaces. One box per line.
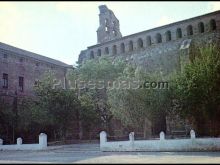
0, 143, 220, 164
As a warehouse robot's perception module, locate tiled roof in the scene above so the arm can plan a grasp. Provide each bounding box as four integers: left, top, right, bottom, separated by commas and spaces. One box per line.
0, 42, 72, 68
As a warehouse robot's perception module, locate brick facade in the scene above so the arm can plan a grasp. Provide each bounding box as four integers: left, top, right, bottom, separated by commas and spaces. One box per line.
0, 42, 73, 100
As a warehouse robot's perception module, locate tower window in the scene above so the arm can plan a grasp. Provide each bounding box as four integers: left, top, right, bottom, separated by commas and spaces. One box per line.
113, 21, 116, 27
112, 30, 117, 36
105, 26, 109, 32
105, 19, 109, 25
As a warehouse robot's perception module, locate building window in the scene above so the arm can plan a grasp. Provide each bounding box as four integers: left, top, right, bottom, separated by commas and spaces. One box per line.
155, 33, 162, 43
146, 36, 152, 46
19, 76, 24, 92
198, 22, 205, 33
176, 28, 182, 39
3, 54, 8, 59
112, 45, 117, 55
90, 51, 94, 59
210, 19, 216, 31
19, 58, 24, 63
120, 43, 125, 53
105, 47, 109, 54
165, 31, 172, 41
187, 25, 193, 36
2, 73, 8, 89
97, 49, 101, 56
129, 41, 134, 51
137, 38, 144, 48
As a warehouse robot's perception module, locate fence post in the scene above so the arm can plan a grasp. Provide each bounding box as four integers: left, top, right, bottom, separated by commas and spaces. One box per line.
129, 132, 134, 150
39, 133, 47, 149
100, 131, 107, 149
160, 131, 165, 140
0, 139, 3, 145
190, 130, 196, 139
17, 137, 22, 145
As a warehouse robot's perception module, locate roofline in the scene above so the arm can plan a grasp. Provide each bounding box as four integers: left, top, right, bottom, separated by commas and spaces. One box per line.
0, 42, 72, 69
88, 10, 220, 49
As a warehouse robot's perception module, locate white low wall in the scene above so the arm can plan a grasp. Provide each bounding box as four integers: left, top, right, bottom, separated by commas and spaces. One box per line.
0, 133, 47, 151
100, 130, 220, 152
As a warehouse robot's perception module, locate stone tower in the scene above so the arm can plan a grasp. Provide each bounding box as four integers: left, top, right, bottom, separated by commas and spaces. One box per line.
97, 5, 122, 44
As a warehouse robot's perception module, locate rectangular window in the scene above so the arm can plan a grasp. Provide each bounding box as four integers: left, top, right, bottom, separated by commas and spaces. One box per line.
3, 73, 8, 89
19, 76, 24, 92
3, 54, 8, 59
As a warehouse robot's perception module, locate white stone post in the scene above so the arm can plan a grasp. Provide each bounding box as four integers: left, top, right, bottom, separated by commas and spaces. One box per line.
17, 138, 22, 145
100, 131, 107, 147
0, 139, 3, 145
39, 133, 47, 149
129, 132, 135, 150
160, 131, 165, 140
129, 132, 134, 142
190, 130, 196, 139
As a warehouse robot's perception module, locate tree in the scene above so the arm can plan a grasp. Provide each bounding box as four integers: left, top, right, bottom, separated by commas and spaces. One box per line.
0, 98, 15, 143
72, 56, 127, 136
17, 71, 81, 141
107, 64, 171, 138
173, 44, 220, 136
79, 93, 102, 139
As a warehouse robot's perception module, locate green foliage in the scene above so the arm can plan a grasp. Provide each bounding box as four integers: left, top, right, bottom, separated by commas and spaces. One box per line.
18, 71, 81, 140
0, 99, 15, 139
79, 94, 102, 136
107, 64, 171, 134
78, 56, 125, 82
72, 56, 127, 132
173, 44, 220, 135
4, 44, 220, 142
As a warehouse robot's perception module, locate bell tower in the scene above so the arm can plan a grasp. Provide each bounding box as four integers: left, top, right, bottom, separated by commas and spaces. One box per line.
97, 5, 122, 44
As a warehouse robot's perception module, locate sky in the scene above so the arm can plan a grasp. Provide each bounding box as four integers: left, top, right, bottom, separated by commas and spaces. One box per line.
0, 1, 220, 66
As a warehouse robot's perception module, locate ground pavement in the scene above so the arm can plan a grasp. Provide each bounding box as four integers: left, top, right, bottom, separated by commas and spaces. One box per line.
0, 143, 220, 164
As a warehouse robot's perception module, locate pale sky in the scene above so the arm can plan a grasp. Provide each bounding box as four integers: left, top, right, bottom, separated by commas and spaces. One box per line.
0, 1, 220, 66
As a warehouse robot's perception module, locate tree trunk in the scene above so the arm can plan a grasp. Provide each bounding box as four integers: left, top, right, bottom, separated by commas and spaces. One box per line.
79, 120, 83, 140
